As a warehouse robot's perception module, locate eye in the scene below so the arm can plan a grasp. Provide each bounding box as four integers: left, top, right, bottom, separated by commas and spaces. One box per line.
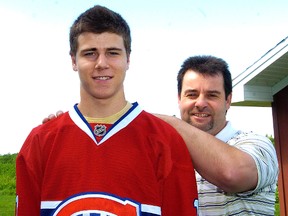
107, 51, 120, 56
82, 51, 98, 60
186, 92, 198, 99
84, 51, 95, 56
207, 93, 220, 99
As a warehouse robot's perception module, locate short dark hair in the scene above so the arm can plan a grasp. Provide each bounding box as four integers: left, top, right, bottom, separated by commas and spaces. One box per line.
177, 55, 232, 99
69, 5, 131, 57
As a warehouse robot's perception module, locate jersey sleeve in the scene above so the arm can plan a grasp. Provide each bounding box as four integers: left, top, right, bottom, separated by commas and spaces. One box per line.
16, 128, 43, 215
160, 132, 199, 215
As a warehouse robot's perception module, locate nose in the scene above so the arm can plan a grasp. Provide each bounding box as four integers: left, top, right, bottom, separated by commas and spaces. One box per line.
195, 95, 208, 110
95, 54, 109, 70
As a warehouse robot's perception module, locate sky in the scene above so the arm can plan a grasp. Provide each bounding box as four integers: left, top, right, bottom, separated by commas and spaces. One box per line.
0, 0, 287, 154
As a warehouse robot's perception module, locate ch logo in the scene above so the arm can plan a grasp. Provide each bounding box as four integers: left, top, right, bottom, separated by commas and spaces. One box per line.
52, 192, 140, 216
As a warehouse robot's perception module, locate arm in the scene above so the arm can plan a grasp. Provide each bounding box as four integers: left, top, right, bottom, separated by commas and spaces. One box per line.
155, 114, 258, 193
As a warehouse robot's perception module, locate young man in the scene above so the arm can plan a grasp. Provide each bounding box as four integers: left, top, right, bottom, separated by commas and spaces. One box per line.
16, 5, 198, 215
158, 55, 279, 215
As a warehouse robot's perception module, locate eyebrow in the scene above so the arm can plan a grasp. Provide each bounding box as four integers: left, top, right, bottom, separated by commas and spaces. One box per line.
206, 90, 221, 94
81, 47, 123, 52
107, 47, 123, 51
183, 89, 221, 94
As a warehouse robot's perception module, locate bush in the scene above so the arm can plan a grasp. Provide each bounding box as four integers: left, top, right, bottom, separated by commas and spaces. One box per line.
0, 153, 17, 196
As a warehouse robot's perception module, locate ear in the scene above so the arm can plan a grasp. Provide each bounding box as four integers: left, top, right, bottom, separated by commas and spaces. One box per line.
177, 94, 181, 107
126, 55, 130, 70
71, 55, 77, 71
226, 93, 232, 111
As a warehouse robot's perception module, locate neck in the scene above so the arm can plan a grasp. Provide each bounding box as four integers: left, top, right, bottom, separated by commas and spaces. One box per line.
78, 97, 128, 118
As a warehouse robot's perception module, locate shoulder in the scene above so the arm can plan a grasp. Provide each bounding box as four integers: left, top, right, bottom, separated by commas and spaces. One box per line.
139, 111, 180, 133
38, 111, 70, 130
228, 131, 277, 163
229, 131, 277, 160
229, 130, 272, 145
23, 112, 70, 145
18, 112, 71, 157
138, 111, 190, 152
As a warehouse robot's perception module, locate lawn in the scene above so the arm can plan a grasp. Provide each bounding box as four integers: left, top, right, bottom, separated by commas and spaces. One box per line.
0, 195, 15, 216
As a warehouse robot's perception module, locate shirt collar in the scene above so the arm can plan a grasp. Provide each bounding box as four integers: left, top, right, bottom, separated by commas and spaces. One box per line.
215, 121, 239, 143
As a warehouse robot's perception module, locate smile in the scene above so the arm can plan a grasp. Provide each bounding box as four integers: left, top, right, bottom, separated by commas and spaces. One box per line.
193, 113, 209, 117
94, 76, 111, 80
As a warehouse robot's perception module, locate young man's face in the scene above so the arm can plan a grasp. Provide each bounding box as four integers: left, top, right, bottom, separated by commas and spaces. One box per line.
178, 70, 232, 135
71, 32, 130, 101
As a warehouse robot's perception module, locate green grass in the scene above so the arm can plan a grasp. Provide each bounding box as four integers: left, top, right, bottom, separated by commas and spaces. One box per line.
0, 195, 15, 216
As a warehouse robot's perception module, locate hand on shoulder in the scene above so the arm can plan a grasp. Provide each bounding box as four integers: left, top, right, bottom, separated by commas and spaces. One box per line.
42, 110, 64, 124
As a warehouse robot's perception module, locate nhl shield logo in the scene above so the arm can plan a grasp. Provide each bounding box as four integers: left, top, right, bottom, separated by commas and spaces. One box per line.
94, 124, 107, 137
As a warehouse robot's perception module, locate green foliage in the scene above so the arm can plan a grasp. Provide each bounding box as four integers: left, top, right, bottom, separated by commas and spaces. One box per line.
0, 153, 17, 215
0, 153, 17, 196
266, 134, 275, 145
275, 188, 280, 216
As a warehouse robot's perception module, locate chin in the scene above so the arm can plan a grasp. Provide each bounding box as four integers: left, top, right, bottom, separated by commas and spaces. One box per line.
191, 122, 213, 133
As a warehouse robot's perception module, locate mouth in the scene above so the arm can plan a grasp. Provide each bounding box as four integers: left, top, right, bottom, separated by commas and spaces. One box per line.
93, 76, 112, 80
193, 113, 210, 117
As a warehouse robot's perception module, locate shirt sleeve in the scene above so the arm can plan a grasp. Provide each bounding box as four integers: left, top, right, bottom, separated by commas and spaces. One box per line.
232, 132, 279, 196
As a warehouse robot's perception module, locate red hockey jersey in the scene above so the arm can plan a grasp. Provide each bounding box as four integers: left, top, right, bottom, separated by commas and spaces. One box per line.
16, 102, 198, 215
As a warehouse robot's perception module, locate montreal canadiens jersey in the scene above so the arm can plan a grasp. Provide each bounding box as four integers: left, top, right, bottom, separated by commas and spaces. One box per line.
16, 102, 198, 215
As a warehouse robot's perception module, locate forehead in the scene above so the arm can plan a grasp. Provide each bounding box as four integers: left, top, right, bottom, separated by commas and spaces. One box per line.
77, 32, 125, 48
182, 70, 225, 91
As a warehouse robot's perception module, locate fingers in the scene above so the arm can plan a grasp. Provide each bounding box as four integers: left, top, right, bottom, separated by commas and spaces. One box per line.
42, 118, 49, 124
48, 114, 57, 119
42, 114, 57, 124
56, 110, 64, 117
42, 110, 64, 124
